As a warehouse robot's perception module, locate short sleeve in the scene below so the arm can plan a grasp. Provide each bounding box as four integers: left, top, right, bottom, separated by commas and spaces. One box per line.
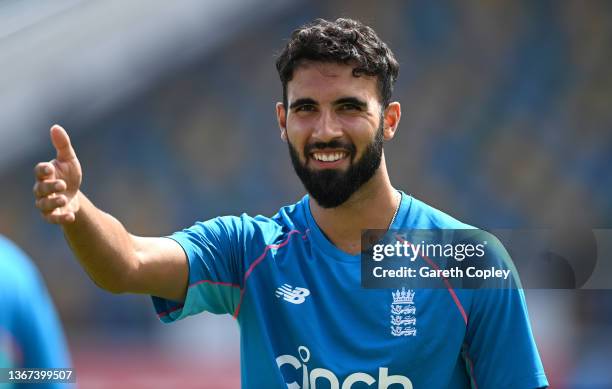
14, 267, 72, 371
152, 215, 250, 322
0, 236, 72, 388
462, 238, 548, 388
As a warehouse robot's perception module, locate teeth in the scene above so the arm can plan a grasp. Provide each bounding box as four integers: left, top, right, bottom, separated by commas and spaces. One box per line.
313, 152, 346, 162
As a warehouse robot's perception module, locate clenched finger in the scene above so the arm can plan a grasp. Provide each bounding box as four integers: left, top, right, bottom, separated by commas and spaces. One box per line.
35, 195, 67, 213
44, 211, 75, 225
34, 162, 55, 180
33, 179, 66, 198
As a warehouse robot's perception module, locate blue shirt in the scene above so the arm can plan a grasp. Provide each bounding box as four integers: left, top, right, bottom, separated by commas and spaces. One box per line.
0, 235, 72, 389
153, 193, 548, 388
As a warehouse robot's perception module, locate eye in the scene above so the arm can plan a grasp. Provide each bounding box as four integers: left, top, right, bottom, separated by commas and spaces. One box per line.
339, 103, 362, 111
294, 104, 316, 112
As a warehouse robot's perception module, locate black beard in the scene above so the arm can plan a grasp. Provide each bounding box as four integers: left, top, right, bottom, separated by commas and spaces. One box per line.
288, 126, 384, 208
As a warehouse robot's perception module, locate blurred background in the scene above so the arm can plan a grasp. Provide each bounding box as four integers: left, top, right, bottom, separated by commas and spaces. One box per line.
1, 0, 611, 387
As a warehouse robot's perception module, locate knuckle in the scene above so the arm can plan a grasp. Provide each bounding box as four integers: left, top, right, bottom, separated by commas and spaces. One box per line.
44, 182, 56, 194
35, 185, 46, 198
38, 198, 48, 211
34, 162, 49, 176
42, 198, 56, 212
36, 198, 46, 210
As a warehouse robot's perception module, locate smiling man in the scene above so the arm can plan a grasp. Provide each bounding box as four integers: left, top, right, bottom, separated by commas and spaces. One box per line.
33, 18, 548, 388
279, 59, 400, 255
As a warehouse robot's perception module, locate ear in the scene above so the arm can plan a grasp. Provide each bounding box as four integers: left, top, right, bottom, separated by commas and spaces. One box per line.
276, 102, 288, 141
382, 102, 401, 141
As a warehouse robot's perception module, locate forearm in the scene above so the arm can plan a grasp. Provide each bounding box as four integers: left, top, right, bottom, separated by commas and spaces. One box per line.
34, 126, 188, 301
62, 191, 139, 293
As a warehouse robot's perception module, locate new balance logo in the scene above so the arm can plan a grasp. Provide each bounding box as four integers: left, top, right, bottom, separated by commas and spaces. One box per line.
275, 284, 311, 304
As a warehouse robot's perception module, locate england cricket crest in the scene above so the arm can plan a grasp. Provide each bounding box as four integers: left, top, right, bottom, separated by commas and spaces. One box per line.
390, 287, 417, 337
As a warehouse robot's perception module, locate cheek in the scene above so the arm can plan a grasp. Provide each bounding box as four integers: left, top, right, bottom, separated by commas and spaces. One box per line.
338, 116, 377, 147
338, 115, 371, 132
285, 118, 312, 147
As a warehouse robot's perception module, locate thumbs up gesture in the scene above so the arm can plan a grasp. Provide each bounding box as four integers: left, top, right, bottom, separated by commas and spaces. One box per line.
33, 125, 83, 224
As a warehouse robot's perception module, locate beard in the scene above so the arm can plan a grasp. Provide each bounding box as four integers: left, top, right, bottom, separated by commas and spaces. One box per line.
287, 123, 384, 208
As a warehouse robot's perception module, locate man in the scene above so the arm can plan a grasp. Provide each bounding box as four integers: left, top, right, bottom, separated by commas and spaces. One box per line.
33, 18, 548, 388
0, 235, 72, 388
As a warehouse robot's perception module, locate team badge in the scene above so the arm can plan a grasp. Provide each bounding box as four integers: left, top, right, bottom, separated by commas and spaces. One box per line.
390, 287, 417, 336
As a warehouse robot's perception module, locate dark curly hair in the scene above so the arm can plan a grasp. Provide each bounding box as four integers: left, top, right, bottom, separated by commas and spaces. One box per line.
276, 18, 399, 109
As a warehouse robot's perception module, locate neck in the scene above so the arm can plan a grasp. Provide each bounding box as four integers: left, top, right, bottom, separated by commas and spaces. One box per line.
309, 157, 400, 255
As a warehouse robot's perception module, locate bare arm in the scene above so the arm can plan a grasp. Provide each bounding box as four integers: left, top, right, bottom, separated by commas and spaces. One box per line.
33, 125, 188, 302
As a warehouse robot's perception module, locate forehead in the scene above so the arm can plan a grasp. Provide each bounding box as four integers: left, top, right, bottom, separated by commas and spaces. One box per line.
286, 61, 379, 104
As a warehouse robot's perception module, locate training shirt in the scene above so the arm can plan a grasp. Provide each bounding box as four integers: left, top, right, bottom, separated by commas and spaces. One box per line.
153, 193, 548, 388
0, 235, 72, 388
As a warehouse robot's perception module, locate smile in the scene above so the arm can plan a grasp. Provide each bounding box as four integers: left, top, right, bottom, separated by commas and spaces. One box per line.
311, 151, 348, 162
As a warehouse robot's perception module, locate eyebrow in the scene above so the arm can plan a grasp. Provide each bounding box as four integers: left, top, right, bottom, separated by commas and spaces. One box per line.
288, 96, 368, 110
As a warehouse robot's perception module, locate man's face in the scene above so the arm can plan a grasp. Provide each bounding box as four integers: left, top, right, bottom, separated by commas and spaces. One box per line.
278, 61, 385, 208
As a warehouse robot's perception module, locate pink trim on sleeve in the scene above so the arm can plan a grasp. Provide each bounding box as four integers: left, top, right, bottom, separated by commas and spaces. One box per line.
232, 230, 302, 318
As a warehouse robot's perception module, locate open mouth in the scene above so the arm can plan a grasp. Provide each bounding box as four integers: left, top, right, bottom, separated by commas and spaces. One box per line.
308, 150, 350, 168
311, 151, 348, 162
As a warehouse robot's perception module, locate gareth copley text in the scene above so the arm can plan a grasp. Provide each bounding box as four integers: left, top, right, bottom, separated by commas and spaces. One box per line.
373, 266, 512, 281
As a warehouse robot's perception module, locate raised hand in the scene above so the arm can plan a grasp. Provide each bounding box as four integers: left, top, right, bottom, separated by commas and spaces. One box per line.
33, 125, 83, 224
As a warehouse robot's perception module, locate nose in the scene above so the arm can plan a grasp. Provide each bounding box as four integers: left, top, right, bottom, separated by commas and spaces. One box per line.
311, 109, 343, 143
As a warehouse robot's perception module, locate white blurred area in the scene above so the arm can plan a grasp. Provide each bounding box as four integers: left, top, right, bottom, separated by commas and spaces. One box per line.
0, 0, 293, 171
157, 312, 240, 357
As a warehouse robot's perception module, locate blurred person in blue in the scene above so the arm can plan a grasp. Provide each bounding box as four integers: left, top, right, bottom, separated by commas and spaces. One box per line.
0, 235, 72, 388
32, 18, 548, 388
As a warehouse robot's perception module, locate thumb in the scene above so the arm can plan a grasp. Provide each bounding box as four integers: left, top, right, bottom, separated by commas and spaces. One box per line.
50, 124, 77, 161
